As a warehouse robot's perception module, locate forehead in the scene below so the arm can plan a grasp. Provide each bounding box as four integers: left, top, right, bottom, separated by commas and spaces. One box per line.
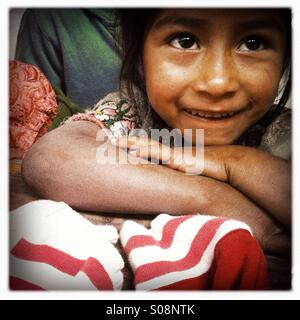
152, 9, 288, 32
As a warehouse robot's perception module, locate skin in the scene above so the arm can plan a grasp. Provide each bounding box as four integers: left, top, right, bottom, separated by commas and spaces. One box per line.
115, 136, 291, 228
22, 121, 289, 255
22, 9, 291, 256
142, 9, 287, 145
121, 9, 290, 227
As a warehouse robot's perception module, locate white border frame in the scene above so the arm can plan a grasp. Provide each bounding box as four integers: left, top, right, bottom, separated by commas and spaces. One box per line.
1, 0, 299, 300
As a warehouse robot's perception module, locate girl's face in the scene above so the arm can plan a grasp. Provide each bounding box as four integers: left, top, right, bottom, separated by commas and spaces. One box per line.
142, 9, 287, 145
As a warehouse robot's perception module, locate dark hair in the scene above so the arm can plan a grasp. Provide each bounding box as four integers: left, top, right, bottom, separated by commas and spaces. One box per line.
115, 9, 159, 101
115, 9, 292, 144
262, 10, 292, 122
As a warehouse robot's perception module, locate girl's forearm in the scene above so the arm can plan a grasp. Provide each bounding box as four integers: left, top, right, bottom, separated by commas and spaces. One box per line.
114, 136, 290, 229
221, 146, 291, 228
22, 121, 289, 255
21, 121, 211, 215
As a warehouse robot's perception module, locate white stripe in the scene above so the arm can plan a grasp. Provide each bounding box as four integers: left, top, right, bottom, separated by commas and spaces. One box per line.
10, 200, 124, 290
120, 220, 152, 248
10, 255, 98, 290
111, 270, 124, 291
10, 200, 119, 247
10, 237, 124, 290
126, 215, 223, 268
120, 214, 176, 246
135, 220, 252, 290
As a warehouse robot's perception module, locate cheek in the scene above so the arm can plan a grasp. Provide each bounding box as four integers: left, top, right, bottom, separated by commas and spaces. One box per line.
144, 64, 179, 121
143, 46, 189, 108
145, 61, 184, 102
241, 62, 282, 114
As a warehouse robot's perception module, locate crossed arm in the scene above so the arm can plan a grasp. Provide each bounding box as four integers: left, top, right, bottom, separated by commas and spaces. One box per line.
115, 136, 291, 228
22, 121, 291, 255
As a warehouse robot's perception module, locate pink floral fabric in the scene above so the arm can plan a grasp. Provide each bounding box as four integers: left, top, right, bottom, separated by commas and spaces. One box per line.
9, 60, 58, 157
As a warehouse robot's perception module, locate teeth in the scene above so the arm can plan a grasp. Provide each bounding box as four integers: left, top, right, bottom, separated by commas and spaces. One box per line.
185, 109, 238, 119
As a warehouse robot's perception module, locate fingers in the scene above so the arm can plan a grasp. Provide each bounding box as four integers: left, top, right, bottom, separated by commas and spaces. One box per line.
111, 135, 175, 165
111, 135, 159, 150
117, 136, 167, 155
130, 142, 175, 166
111, 136, 204, 175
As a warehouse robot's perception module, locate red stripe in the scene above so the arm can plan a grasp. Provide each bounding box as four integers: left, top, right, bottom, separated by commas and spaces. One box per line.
125, 215, 193, 254
11, 238, 114, 290
134, 218, 226, 284
154, 229, 267, 290
11, 238, 84, 276
10, 276, 45, 290
81, 257, 113, 290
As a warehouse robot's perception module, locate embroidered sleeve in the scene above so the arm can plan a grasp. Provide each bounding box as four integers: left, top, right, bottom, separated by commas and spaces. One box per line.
64, 92, 140, 139
259, 108, 291, 160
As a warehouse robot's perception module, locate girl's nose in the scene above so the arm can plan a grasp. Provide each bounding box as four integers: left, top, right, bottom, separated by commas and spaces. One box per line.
192, 49, 240, 97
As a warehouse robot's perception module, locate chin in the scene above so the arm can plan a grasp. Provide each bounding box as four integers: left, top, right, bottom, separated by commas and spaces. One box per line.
203, 136, 237, 146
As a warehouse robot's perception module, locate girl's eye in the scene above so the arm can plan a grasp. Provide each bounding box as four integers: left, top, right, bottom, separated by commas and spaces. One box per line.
169, 34, 199, 50
238, 36, 267, 51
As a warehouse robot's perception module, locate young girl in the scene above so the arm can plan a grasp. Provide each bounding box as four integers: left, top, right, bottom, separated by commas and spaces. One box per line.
22, 9, 291, 258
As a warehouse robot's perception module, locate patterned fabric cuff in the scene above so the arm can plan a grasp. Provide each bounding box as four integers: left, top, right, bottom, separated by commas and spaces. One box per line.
63, 92, 140, 140
63, 113, 106, 129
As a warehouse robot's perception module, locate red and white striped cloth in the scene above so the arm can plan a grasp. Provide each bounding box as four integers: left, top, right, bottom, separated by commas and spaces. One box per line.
10, 200, 124, 290
120, 214, 268, 290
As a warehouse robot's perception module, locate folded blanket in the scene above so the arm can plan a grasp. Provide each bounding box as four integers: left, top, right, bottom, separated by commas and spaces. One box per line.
10, 200, 124, 290
120, 214, 268, 290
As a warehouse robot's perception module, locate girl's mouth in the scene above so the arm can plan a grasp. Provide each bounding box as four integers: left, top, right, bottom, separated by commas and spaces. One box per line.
183, 108, 242, 120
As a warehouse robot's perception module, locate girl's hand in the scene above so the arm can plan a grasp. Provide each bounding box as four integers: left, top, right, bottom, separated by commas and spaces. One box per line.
113, 136, 291, 229
112, 136, 229, 181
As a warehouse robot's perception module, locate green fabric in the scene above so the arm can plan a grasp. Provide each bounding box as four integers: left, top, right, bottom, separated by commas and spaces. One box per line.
15, 9, 121, 109
48, 85, 85, 131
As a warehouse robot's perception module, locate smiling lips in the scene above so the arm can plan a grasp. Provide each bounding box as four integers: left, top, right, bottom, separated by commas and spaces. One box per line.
184, 108, 242, 119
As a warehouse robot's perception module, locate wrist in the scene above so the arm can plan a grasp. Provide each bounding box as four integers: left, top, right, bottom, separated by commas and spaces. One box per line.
203, 145, 231, 182
219, 145, 253, 186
